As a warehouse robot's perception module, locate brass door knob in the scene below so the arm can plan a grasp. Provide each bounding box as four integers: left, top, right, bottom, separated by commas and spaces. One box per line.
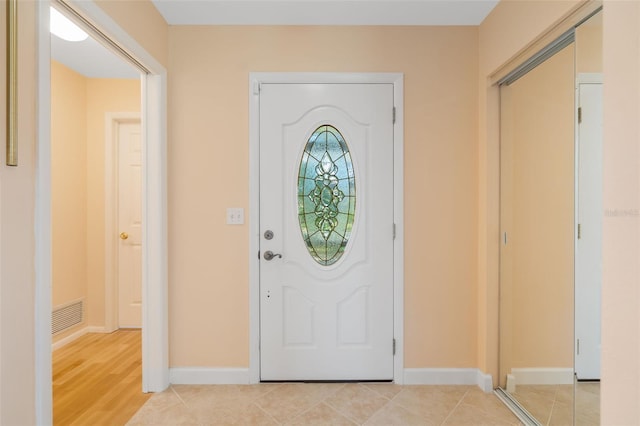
119, 232, 129, 240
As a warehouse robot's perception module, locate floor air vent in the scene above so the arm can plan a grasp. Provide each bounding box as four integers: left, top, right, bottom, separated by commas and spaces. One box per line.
52, 299, 83, 335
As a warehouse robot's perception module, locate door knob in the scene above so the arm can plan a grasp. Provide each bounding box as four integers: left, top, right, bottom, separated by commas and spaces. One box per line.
263, 250, 282, 261
119, 232, 129, 240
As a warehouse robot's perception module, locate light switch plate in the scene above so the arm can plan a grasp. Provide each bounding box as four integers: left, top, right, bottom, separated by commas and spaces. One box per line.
226, 208, 244, 225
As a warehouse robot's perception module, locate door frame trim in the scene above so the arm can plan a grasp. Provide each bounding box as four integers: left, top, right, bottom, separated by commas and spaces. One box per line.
248, 72, 405, 384
105, 113, 142, 332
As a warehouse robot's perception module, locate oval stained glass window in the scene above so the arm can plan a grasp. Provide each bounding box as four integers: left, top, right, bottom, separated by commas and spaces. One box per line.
298, 125, 356, 266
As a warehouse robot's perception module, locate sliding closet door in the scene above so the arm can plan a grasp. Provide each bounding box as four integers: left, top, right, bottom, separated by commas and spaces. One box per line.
499, 42, 575, 421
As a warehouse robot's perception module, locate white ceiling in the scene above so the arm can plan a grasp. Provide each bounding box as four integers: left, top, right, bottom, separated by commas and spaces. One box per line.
52, 0, 499, 79
51, 34, 141, 79
151, 0, 499, 26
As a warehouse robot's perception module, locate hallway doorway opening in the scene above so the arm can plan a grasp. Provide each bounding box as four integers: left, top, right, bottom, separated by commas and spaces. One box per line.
36, 1, 169, 422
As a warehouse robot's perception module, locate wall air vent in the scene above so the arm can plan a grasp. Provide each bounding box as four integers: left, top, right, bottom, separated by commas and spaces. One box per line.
52, 299, 83, 335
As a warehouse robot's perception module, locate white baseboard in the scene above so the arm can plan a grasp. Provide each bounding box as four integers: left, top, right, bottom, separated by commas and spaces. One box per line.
86, 326, 108, 333
404, 368, 494, 392
52, 327, 88, 351
476, 370, 494, 392
511, 368, 574, 385
169, 368, 250, 385
51, 326, 109, 351
168, 367, 493, 391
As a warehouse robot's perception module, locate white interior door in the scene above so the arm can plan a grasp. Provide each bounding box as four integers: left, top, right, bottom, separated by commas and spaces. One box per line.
575, 80, 603, 380
259, 83, 394, 381
118, 120, 143, 328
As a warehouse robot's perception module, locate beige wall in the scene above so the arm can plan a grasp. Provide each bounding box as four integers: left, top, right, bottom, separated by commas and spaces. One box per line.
479, 0, 581, 75
0, 0, 37, 423
576, 12, 602, 74
168, 26, 479, 368
51, 60, 89, 338
601, 2, 640, 423
96, 0, 168, 68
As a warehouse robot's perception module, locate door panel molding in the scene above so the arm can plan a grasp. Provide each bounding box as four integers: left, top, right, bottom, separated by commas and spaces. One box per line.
248, 72, 404, 383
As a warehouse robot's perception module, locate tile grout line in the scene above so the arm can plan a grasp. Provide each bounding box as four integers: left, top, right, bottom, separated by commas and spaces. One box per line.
360, 383, 398, 401
252, 400, 283, 425
251, 385, 288, 425
282, 399, 331, 425
323, 398, 360, 425
387, 386, 465, 422
256, 383, 284, 400
361, 383, 402, 425
257, 383, 346, 425
388, 395, 427, 420
297, 383, 354, 424
169, 385, 190, 408
545, 398, 556, 426
323, 384, 388, 425
545, 384, 560, 426
360, 399, 392, 426
438, 388, 470, 426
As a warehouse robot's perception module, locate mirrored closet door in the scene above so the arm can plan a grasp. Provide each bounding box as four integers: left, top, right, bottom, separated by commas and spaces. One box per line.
496, 9, 602, 426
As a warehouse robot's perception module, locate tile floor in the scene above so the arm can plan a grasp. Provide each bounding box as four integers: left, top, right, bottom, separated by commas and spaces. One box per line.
508, 383, 599, 426
575, 383, 600, 426
127, 383, 522, 425
509, 385, 573, 425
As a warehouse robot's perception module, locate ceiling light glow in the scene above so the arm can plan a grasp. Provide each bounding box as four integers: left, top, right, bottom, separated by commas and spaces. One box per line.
50, 7, 88, 42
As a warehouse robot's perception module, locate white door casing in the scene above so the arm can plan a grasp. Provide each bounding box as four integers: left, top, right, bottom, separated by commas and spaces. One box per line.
249, 73, 404, 384
575, 75, 603, 380
117, 120, 143, 328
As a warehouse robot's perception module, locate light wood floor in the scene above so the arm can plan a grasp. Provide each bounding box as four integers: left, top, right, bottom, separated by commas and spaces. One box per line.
53, 329, 151, 425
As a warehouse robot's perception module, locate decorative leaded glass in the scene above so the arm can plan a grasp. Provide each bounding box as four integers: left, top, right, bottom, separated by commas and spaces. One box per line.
298, 125, 356, 266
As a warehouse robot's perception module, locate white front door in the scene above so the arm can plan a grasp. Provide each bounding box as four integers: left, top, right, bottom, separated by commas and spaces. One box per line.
259, 83, 394, 381
575, 80, 603, 380
118, 120, 143, 328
